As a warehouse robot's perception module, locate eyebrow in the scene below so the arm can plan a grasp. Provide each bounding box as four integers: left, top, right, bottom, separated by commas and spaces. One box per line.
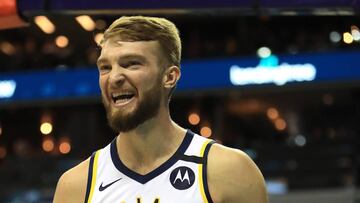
97, 54, 148, 66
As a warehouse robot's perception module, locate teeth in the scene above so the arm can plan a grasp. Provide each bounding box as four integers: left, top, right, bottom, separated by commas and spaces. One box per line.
115, 98, 131, 103
111, 92, 135, 103
112, 92, 134, 98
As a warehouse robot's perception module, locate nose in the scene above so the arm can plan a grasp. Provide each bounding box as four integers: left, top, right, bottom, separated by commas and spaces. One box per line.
108, 66, 126, 87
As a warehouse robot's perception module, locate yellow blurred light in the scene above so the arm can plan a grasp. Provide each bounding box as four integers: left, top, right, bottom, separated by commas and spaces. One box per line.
267, 107, 279, 120
34, 16, 55, 34
75, 15, 96, 31
0, 41, 16, 55
42, 138, 54, 152
59, 142, 71, 154
55, 35, 69, 48
200, 126, 212, 138
188, 113, 200, 125
343, 32, 353, 44
40, 122, 53, 135
257, 47, 271, 58
0, 126, 2, 136
94, 33, 104, 45
275, 118, 287, 131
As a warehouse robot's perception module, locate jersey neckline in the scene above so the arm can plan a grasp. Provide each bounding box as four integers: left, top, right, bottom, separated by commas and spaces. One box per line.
110, 129, 194, 184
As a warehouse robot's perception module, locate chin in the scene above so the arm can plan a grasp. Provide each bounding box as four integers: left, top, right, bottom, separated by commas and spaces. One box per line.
110, 109, 134, 122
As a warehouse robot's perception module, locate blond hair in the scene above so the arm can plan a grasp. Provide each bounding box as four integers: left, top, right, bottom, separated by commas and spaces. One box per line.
101, 16, 181, 68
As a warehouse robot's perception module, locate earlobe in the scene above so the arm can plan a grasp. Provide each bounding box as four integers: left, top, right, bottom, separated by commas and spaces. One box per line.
163, 66, 180, 89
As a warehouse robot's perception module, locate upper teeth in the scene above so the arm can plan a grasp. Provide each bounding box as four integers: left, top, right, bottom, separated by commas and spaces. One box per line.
112, 92, 133, 98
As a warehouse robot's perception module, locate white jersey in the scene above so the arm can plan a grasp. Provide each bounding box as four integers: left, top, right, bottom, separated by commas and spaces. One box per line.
84, 130, 215, 203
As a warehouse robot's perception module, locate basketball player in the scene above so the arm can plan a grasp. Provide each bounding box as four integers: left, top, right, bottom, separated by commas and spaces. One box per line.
53, 16, 268, 203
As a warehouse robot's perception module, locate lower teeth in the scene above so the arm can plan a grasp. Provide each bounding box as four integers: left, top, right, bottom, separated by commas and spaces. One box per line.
116, 98, 131, 103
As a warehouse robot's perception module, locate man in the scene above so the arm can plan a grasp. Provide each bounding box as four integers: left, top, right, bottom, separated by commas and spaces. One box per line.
53, 16, 268, 203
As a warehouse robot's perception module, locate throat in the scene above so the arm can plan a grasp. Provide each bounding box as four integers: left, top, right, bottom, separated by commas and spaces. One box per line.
116, 128, 186, 175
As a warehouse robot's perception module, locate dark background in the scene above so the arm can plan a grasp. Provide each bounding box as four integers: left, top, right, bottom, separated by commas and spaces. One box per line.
0, 1, 359, 202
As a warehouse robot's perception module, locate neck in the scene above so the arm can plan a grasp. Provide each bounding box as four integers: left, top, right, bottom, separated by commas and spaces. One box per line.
116, 107, 186, 174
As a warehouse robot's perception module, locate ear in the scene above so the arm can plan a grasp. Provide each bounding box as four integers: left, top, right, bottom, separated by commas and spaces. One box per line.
163, 66, 181, 89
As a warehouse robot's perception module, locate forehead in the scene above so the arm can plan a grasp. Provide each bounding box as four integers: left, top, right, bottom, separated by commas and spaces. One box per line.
98, 38, 161, 62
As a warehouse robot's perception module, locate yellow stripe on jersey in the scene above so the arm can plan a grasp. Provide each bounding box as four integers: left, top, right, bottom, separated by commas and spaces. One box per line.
198, 140, 212, 203
87, 150, 100, 203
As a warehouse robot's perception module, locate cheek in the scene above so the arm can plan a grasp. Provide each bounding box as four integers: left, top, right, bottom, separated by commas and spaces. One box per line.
140, 77, 163, 99
99, 76, 109, 98
139, 78, 157, 95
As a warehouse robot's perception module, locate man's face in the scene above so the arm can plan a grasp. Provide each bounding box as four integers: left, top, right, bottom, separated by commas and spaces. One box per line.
97, 38, 165, 132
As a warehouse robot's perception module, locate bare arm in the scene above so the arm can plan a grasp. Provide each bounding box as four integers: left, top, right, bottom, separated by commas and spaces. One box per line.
207, 144, 269, 203
53, 158, 90, 203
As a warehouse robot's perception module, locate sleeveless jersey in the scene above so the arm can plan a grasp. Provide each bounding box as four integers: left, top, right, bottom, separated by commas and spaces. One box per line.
84, 130, 215, 203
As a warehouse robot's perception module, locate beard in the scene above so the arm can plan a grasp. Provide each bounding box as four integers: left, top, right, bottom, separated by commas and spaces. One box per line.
102, 78, 162, 133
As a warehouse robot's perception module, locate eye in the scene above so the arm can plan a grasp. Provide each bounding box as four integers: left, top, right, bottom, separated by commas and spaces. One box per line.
98, 65, 111, 73
123, 60, 142, 68
129, 60, 141, 65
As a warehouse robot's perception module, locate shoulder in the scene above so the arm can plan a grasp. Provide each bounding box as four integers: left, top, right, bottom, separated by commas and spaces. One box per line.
53, 157, 91, 203
206, 143, 269, 203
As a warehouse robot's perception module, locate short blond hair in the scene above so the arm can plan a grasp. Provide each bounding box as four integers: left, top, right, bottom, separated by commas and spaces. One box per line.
101, 16, 181, 68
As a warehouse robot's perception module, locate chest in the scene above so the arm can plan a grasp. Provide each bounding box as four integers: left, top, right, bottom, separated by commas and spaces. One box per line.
92, 162, 204, 203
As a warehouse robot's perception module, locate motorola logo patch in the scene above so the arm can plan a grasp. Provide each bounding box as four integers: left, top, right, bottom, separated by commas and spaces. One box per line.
169, 166, 195, 190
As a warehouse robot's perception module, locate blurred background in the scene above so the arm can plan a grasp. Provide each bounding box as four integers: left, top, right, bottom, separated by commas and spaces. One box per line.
0, 0, 360, 202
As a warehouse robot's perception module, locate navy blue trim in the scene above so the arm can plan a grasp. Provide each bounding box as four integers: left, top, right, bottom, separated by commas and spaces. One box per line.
203, 141, 215, 203
84, 152, 96, 203
175, 153, 203, 164
110, 130, 194, 184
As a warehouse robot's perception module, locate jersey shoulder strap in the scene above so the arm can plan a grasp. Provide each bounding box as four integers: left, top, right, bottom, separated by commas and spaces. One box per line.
198, 138, 215, 203
176, 132, 215, 203
84, 150, 100, 203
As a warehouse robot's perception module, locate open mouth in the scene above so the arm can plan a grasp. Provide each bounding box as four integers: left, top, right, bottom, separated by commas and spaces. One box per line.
111, 92, 136, 105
